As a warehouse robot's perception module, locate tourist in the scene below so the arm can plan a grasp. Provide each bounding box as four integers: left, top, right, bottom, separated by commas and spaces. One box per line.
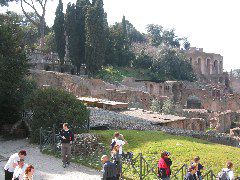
217, 161, 234, 180
193, 156, 206, 180
184, 164, 198, 180
23, 165, 34, 180
101, 155, 117, 180
4, 150, 27, 180
12, 159, 28, 180
111, 145, 122, 179
111, 132, 128, 157
60, 123, 74, 168
157, 151, 172, 180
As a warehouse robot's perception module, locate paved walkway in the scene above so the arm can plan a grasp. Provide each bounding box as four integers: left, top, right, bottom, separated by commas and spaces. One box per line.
0, 139, 101, 180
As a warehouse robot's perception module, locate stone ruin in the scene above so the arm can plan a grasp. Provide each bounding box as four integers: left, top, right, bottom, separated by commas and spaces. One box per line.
27, 48, 240, 139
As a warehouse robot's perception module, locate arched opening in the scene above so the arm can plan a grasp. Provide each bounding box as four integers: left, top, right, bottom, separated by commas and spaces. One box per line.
206, 58, 211, 75
189, 57, 192, 65
213, 60, 219, 74
187, 95, 202, 109
197, 58, 202, 74
150, 84, 154, 94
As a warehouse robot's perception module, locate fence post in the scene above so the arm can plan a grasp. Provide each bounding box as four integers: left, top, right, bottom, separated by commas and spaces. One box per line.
53, 124, 56, 154
40, 127, 42, 152
139, 153, 143, 180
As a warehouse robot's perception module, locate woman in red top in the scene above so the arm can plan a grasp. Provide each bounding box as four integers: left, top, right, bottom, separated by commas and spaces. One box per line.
158, 151, 172, 180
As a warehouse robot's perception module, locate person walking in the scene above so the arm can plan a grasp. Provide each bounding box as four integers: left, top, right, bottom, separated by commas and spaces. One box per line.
23, 165, 34, 180
60, 123, 74, 168
111, 145, 122, 179
12, 159, 28, 180
4, 150, 27, 180
157, 151, 172, 180
101, 155, 117, 180
184, 164, 198, 180
193, 156, 206, 180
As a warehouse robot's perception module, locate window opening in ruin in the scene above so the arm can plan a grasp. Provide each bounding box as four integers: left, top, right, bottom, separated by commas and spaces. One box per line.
150, 84, 154, 94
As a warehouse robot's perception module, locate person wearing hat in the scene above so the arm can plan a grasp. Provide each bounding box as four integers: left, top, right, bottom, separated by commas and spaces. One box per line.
158, 151, 172, 180
12, 159, 28, 180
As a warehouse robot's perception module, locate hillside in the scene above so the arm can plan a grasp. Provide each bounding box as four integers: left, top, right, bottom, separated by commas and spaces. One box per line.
95, 130, 240, 178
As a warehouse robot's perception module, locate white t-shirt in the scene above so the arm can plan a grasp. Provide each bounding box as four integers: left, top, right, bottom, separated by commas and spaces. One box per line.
4, 153, 20, 172
112, 139, 125, 155
13, 163, 28, 180
222, 168, 234, 180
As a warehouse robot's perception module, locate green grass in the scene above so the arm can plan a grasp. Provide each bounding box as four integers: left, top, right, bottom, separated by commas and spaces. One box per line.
96, 66, 152, 83
94, 130, 240, 177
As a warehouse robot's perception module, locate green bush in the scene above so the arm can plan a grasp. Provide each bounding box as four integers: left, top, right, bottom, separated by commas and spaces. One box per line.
25, 88, 89, 143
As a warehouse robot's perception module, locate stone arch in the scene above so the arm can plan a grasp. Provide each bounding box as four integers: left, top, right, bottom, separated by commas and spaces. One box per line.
197, 58, 202, 74
213, 60, 219, 74
150, 84, 154, 94
189, 57, 193, 65
206, 58, 211, 75
187, 95, 202, 109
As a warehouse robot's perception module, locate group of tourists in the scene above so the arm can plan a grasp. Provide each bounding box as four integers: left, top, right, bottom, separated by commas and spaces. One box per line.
99, 131, 236, 180
4, 150, 35, 180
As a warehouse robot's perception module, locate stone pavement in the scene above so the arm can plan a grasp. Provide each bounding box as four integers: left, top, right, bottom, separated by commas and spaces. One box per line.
0, 138, 101, 180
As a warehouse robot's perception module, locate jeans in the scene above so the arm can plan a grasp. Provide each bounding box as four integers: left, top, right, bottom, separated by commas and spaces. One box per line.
61, 143, 71, 164
161, 177, 170, 180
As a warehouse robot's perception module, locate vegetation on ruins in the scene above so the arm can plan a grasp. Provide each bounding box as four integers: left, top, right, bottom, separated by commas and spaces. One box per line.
25, 88, 89, 142
0, 14, 36, 127
96, 130, 240, 178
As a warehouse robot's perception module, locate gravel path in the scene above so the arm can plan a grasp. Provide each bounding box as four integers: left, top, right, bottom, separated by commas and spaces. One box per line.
0, 139, 101, 180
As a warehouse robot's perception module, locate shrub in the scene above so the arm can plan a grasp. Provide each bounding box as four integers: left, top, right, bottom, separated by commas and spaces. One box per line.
25, 88, 89, 143
162, 98, 174, 114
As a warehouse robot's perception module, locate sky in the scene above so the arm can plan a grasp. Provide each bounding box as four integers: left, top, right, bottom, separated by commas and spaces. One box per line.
1, 0, 240, 71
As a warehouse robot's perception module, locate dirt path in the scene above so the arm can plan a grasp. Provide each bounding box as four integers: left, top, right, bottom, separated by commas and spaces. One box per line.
0, 139, 101, 180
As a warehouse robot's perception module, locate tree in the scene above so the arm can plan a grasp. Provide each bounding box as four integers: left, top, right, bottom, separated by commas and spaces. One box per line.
147, 24, 163, 47
85, 0, 107, 75
151, 48, 196, 81
20, 0, 49, 49
162, 29, 181, 48
0, 14, 29, 126
54, 0, 66, 65
183, 40, 191, 50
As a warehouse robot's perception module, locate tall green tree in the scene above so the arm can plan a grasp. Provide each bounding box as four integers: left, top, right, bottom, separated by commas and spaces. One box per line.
54, 0, 66, 66
0, 14, 29, 126
85, 0, 107, 75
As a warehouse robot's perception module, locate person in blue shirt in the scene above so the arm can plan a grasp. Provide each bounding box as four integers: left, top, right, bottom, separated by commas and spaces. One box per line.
101, 155, 117, 180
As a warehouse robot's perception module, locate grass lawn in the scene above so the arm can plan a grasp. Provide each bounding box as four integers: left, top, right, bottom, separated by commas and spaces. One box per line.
94, 130, 240, 178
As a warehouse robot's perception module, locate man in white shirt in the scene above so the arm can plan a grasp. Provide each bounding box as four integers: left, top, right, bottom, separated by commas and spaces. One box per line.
12, 159, 28, 180
111, 132, 128, 155
4, 150, 27, 180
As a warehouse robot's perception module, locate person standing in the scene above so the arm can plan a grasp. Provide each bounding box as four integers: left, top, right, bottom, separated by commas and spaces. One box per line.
184, 164, 198, 180
60, 123, 74, 168
23, 165, 35, 180
193, 156, 206, 180
111, 132, 128, 157
111, 145, 122, 179
12, 159, 28, 180
101, 155, 117, 180
157, 151, 172, 180
217, 161, 234, 180
4, 150, 27, 180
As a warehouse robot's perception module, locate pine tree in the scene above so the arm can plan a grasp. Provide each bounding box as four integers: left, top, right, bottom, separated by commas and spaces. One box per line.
85, 0, 107, 75
53, 0, 66, 67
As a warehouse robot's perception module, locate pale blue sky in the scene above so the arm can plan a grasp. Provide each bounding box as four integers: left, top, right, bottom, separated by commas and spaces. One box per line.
1, 0, 240, 71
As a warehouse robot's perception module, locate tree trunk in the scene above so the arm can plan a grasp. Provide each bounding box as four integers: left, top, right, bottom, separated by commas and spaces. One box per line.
39, 18, 45, 49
